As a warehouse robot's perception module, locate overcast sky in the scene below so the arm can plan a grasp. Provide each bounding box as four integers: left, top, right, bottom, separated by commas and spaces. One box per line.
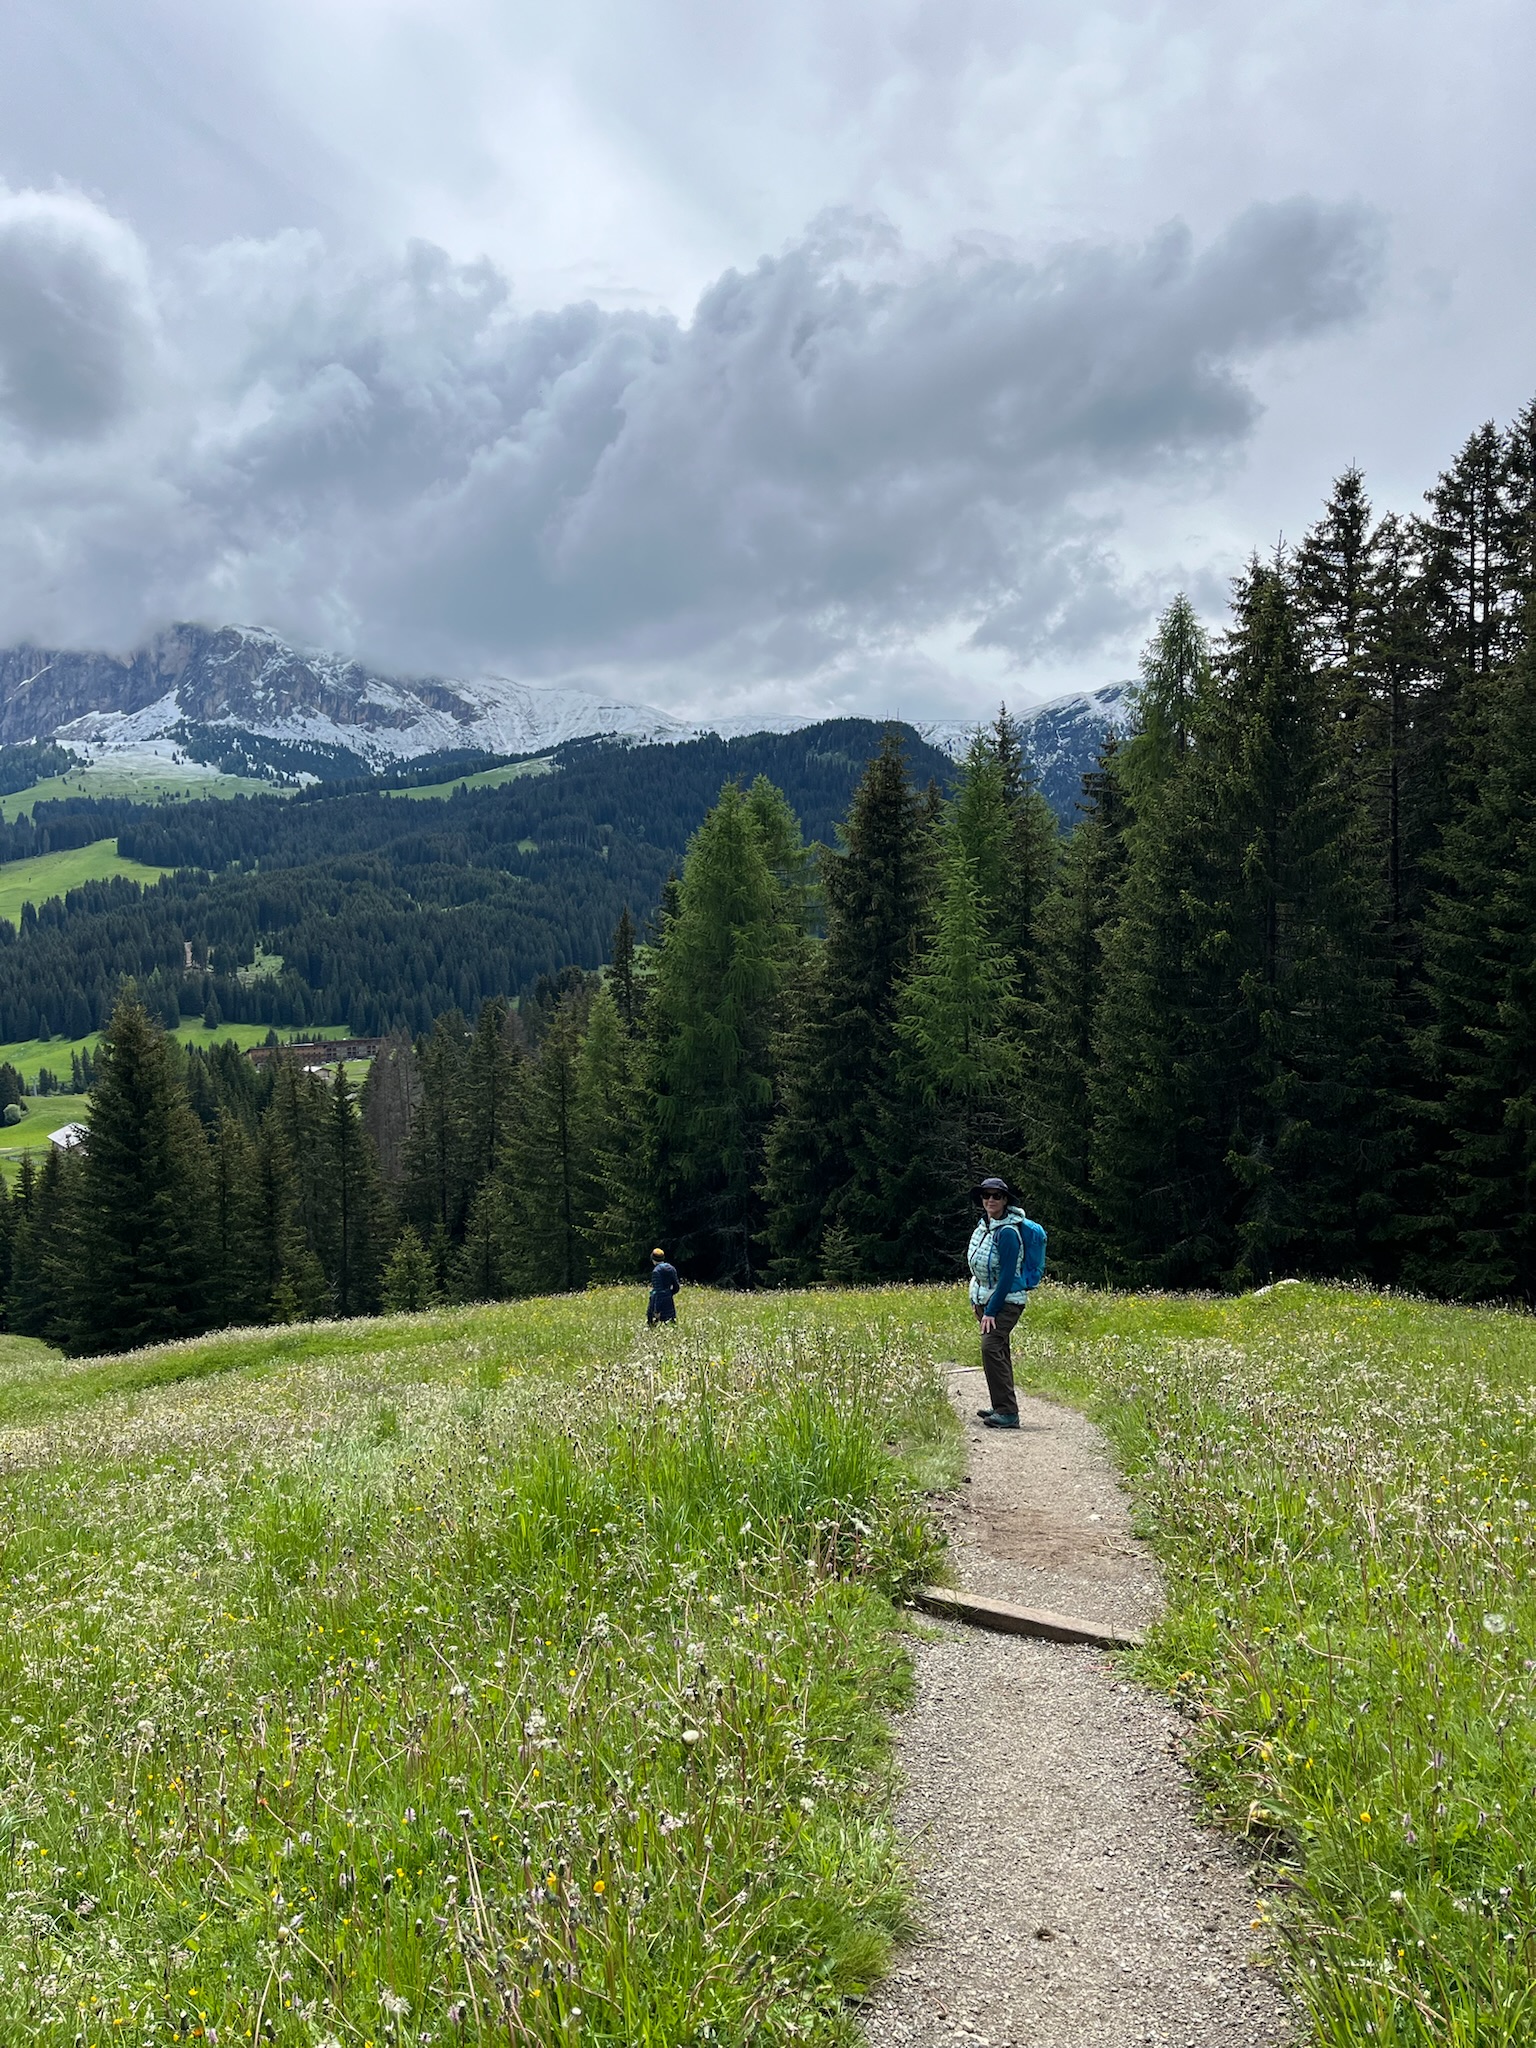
0, 0, 1529, 723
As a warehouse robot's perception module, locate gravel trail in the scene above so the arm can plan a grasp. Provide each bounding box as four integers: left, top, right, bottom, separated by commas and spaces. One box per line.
862, 1366, 1294, 2048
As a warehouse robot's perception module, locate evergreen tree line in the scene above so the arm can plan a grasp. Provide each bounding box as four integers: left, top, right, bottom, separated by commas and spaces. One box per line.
0, 722, 955, 1044
348, 400, 1536, 1309
7, 399, 1536, 1352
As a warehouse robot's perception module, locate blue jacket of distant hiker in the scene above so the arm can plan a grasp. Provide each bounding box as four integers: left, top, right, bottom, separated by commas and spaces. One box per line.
967, 1206, 1033, 1316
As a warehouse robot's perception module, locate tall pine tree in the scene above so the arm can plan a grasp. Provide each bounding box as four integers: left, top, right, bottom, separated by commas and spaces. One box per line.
1093, 570, 1390, 1286
647, 783, 796, 1283
1417, 598, 1536, 1299
763, 734, 949, 1283
70, 991, 214, 1355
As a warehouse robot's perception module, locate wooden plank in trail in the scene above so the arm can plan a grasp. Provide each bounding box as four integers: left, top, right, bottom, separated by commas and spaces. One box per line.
911, 1582, 1144, 1650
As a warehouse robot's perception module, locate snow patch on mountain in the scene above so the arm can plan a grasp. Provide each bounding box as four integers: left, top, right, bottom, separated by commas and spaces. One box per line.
1, 621, 1134, 815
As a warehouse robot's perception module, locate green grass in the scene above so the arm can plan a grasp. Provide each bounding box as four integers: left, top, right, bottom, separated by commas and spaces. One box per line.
0, 1287, 957, 2044
386, 757, 554, 800
0, 1022, 351, 1088
7, 1276, 1533, 2042
0, 765, 279, 819
0, 1092, 91, 1182
0, 838, 172, 925
1014, 1280, 1536, 2047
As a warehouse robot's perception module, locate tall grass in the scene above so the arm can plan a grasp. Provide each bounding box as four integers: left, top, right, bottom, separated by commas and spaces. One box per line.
1017, 1282, 1536, 2047
13, 1273, 1527, 2044
0, 1291, 955, 2044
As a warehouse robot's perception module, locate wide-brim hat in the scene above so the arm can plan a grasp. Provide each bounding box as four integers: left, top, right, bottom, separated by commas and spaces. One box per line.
970, 1176, 1017, 1205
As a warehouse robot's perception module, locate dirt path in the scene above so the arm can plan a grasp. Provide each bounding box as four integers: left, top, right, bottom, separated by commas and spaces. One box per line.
862, 1368, 1293, 2048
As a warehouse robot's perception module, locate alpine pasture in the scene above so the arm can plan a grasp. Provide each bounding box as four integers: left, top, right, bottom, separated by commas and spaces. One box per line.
0, 1282, 1533, 2043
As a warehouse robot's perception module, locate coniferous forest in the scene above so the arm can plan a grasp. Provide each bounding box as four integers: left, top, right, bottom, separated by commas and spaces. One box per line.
5, 398, 1536, 1350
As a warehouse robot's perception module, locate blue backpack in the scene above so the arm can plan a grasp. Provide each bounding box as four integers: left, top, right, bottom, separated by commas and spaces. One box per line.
1018, 1216, 1047, 1291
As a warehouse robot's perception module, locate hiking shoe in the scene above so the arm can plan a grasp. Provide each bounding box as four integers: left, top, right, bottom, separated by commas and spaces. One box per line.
982, 1412, 1021, 1430
975, 1407, 998, 1420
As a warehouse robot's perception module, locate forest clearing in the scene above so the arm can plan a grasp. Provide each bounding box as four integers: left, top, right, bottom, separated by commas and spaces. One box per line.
0, 1282, 1531, 2043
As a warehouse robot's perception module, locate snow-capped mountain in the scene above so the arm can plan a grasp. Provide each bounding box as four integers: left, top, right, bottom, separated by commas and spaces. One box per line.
0, 623, 687, 773
0, 622, 1131, 812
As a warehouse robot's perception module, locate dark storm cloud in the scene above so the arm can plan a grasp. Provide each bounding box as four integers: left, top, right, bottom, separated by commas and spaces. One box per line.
0, 192, 1381, 680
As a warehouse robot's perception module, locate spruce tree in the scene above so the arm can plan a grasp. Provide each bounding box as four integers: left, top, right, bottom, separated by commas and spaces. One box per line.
763, 733, 948, 1282
647, 783, 790, 1282
451, 1179, 512, 1302
207, 1112, 266, 1328
266, 1060, 332, 1265
319, 1064, 390, 1316
1025, 741, 1130, 1272
609, 908, 642, 1033
895, 833, 1016, 1187
9, 1147, 78, 1344
1417, 600, 1536, 1299
1294, 464, 1375, 700
359, 1032, 420, 1186
501, 992, 589, 1293
0, 1171, 14, 1323
460, 998, 522, 1196
70, 991, 214, 1354
381, 1225, 441, 1312
400, 1012, 471, 1242
1092, 570, 1390, 1286
576, 982, 653, 1277
987, 711, 1061, 994
249, 1114, 303, 1322
6, 1156, 41, 1336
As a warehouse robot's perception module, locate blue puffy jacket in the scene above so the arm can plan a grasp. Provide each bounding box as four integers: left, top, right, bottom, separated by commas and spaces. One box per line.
967, 1207, 1046, 1315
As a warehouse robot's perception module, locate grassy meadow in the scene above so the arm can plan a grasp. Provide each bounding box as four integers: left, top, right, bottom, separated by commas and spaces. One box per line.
0, 1024, 352, 1086
0, 1028, 356, 1184
0, 1289, 956, 2045
387, 760, 554, 801
0, 767, 277, 821
0, 841, 172, 927
3, 1280, 1536, 2042
0, 1092, 92, 1183
1019, 1283, 1536, 2048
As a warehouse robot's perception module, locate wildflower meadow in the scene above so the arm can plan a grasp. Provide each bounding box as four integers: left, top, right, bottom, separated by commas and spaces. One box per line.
5, 1280, 1536, 2044
0, 1291, 955, 2044
1019, 1281, 1536, 2047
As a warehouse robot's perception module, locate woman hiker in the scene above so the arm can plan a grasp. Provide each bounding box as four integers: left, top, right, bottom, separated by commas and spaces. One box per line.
646, 1247, 681, 1326
966, 1176, 1045, 1430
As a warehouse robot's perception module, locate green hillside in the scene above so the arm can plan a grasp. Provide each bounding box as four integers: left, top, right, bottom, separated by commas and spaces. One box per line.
0, 1090, 91, 1182
0, 838, 171, 925
0, 763, 277, 820
0, 1280, 1533, 2041
0, 1019, 350, 1084
386, 756, 554, 799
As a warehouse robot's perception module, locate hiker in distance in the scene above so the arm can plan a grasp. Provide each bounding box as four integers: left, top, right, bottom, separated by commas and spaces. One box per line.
646, 1247, 681, 1326
967, 1176, 1047, 1430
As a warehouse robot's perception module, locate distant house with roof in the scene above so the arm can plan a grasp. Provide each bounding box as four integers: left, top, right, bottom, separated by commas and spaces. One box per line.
49, 1122, 89, 1151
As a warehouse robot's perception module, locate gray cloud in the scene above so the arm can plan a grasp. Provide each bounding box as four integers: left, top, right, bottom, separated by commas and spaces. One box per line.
0, 188, 154, 440
0, 190, 1381, 696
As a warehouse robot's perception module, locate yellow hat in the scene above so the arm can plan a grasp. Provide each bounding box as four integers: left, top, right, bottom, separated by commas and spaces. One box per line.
651, 1247, 666, 1259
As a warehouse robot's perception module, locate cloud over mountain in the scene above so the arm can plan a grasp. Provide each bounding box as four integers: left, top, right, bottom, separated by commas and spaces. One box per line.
0, 187, 154, 440
0, 191, 1382, 703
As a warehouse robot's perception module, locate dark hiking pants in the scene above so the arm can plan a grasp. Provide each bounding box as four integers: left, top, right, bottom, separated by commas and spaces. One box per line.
647, 1293, 676, 1326
975, 1300, 1023, 1417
